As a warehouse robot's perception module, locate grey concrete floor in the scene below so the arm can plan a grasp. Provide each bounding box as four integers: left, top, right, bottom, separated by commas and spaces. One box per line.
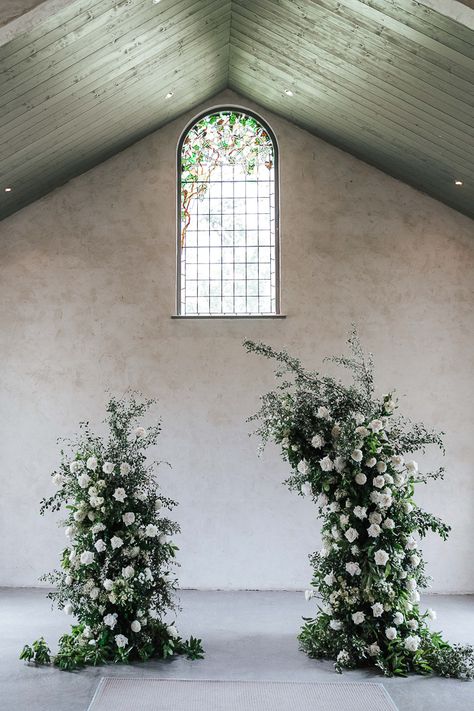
1, 588, 473, 711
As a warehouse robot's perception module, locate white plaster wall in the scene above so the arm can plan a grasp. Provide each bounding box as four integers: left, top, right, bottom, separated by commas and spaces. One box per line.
0, 89, 473, 592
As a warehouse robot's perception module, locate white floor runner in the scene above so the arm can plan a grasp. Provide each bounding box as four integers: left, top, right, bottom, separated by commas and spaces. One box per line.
88, 678, 398, 711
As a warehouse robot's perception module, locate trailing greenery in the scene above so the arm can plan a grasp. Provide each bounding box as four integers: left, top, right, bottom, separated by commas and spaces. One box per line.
21, 395, 204, 670
245, 330, 473, 679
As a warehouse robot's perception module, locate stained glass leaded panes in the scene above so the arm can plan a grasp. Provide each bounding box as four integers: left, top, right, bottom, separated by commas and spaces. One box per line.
178, 110, 278, 316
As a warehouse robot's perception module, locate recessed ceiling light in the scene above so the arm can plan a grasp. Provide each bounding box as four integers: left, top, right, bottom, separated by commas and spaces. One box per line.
284, 89, 294, 96
165, 91, 174, 99
454, 179, 463, 186
4, 187, 12, 192
152, 0, 161, 4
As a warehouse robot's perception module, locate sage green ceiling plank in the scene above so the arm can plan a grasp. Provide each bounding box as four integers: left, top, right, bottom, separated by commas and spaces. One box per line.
0, 0, 226, 106
230, 29, 471, 157
0, 31, 229, 171
0, 47, 228, 183
0, 23, 229, 147
229, 61, 474, 187
0, 8, 230, 139
1, 0, 121, 70
229, 57, 474, 183
360, 0, 474, 52
233, 0, 473, 100
231, 7, 474, 123
229, 43, 474, 176
316, 0, 474, 70
1, 0, 204, 87
0, 0, 113, 61
0, 75, 226, 220
229, 70, 473, 218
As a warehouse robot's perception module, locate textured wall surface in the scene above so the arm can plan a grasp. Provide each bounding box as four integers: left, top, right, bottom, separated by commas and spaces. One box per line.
0, 89, 473, 592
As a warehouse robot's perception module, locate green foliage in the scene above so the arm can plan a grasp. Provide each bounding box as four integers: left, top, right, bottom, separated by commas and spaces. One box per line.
19, 637, 51, 665
245, 331, 473, 680
21, 394, 204, 670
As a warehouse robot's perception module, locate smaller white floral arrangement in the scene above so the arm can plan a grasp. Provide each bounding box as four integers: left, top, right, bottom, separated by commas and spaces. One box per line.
20, 395, 203, 670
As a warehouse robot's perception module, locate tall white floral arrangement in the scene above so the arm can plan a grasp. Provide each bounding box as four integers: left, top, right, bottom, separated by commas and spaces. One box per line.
21, 395, 203, 669
245, 332, 473, 679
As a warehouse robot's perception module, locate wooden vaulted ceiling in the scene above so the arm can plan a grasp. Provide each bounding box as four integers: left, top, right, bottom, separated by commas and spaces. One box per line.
0, 0, 473, 221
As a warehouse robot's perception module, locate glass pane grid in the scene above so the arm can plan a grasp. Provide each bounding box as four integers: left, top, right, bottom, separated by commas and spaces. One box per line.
180, 111, 277, 316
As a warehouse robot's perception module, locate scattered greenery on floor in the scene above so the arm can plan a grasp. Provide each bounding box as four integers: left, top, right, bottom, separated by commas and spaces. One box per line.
20, 395, 204, 670
245, 330, 474, 680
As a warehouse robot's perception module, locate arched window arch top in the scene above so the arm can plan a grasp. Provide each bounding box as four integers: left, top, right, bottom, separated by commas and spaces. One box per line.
177, 108, 279, 317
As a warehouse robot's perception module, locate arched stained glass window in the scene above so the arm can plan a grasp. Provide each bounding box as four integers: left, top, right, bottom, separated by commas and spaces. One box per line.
177, 109, 279, 317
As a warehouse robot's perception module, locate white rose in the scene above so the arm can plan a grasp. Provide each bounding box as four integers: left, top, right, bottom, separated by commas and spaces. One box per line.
371, 602, 384, 617
122, 565, 135, 579
146, 524, 159, 538
354, 426, 370, 438
352, 611, 365, 624
369, 419, 383, 432
368, 642, 381, 656
52, 473, 65, 487
109, 592, 117, 604
167, 625, 179, 639
406, 460, 418, 473
382, 518, 395, 530
86, 456, 98, 471
111, 536, 124, 549
103, 579, 114, 591
410, 554, 421, 567
329, 501, 340, 513
301, 482, 312, 497
345, 528, 359, 543
115, 634, 128, 648
374, 549, 389, 566
311, 434, 325, 449
92, 522, 106, 534
390, 455, 404, 470
379, 493, 393, 509
304, 589, 315, 601
407, 619, 419, 630
367, 523, 381, 538
365, 457, 377, 468
69, 460, 84, 474
319, 456, 334, 472
131, 620, 141, 633
393, 612, 404, 625
369, 511, 382, 524
330, 526, 340, 541
385, 627, 397, 640
135, 490, 147, 501
376, 461, 387, 473
354, 412, 365, 425
405, 536, 417, 550
104, 613, 118, 629
351, 449, 363, 462
89, 587, 100, 600
120, 462, 131, 476
77, 473, 91, 489
404, 635, 420, 652
64, 603, 73, 615
330, 619, 342, 630
384, 473, 394, 484
345, 562, 361, 576
427, 609, 437, 621
297, 459, 309, 475
334, 456, 346, 473
339, 514, 349, 527
102, 462, 115, 474
113, 487, 126, 502
351, 544, 359, 556
410, 590, 421, 603
123, 511, 136, 526
353, 506, 367, 519
80, 551, 95, 565
133, 427, 147, 439
65, 575, 73, 585
324, 572, 335, 586
158, 534, 169, 545
331, 424, 341, 439
317, 406, 330, 419
372, 475, 385, 489
94, 539, 106, 553
355, 473, 367, 485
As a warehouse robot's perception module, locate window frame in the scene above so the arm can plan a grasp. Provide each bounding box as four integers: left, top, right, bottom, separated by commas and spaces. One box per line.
175, 105, 282, 319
